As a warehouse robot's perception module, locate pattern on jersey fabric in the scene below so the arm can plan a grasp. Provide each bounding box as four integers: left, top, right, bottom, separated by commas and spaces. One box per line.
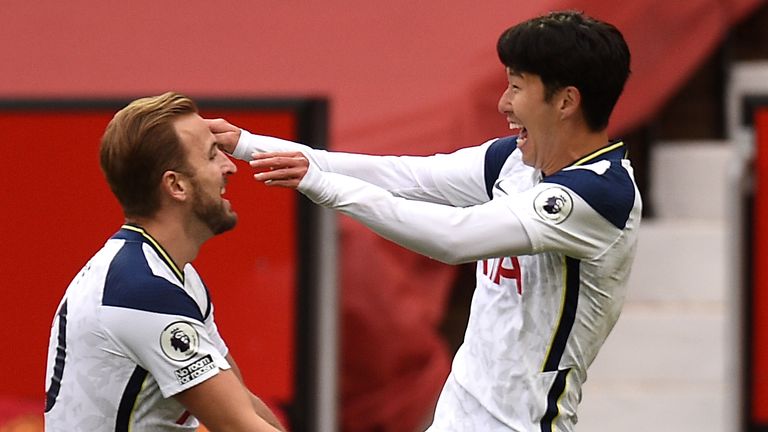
484, 136, 518, 199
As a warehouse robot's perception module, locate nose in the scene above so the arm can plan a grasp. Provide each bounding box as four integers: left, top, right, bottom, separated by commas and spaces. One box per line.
498, 87, 512, 115
221, 151, 237, 175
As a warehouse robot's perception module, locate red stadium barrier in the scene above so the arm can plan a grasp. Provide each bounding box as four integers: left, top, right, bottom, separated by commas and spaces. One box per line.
751, 107, 768, 427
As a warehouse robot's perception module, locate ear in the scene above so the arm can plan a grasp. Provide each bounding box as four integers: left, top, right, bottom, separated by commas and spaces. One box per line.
558, 86, 581, 120
160, 170, 190, 203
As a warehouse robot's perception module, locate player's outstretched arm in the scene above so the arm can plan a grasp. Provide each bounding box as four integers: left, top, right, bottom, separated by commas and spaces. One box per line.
210, 118, 493, 205
251, 151, 534, 264
175, 369, 283, 432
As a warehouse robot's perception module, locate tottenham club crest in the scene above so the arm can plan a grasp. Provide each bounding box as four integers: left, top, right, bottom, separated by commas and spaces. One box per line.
160, 321, 200, 361
533, 187, 573, 224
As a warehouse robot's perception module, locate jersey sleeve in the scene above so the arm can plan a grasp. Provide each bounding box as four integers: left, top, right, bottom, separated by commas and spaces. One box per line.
100, 277, 231, 398
296, 163, 533, 264
236, 129, 496, 206
203, 304, 229, 359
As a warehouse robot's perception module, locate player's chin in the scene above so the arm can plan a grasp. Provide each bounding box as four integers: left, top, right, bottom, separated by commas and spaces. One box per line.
223, 205, 238, 223
215, 203, 238, 232
213, 213, 238, 235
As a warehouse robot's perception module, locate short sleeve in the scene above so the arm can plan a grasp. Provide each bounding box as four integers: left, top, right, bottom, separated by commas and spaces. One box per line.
203, 304, 229, 359
101, 303, 231, 397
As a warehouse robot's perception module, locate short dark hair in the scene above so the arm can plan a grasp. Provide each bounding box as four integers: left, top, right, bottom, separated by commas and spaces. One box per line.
497, 11, 631, 131
100, 92, 198, 218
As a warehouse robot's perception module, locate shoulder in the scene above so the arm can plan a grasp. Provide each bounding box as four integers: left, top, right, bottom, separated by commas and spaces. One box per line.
543, 159, 637, 229
103, 241, 203, 321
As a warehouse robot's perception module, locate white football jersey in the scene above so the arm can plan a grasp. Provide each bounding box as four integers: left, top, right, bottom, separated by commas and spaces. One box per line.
236, 132, 642, 431
441, 138, 641, 431
44, 225, 231, 432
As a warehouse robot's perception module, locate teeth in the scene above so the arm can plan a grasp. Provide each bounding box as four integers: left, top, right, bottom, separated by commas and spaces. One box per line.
509, 122, 522, 130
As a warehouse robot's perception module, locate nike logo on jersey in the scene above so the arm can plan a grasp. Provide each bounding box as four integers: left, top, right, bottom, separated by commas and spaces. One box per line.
493, 181, 509, 196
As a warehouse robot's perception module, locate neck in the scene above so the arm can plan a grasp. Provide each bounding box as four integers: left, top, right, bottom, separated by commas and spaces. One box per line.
541, 127, 609, 176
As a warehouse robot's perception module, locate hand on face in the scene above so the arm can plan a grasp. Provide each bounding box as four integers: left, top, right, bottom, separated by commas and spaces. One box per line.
250, 151, 309, 189
205, 118, 241, 154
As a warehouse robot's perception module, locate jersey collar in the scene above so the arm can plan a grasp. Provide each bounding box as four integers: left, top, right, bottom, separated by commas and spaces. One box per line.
572, 141, 626, 167
115, 224, 184, 283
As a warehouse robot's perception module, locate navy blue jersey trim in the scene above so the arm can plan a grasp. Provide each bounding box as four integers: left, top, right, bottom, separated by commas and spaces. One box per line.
114, 224, 184, 283
115, 366, 148, 432
542, 257, 580, 372
202, 279, 212, 320
44, 300, 68, 413
544, 142, 635, 230
484, 136, 518, 199
540, 368, 571, 432
545, 163, 635, 230
103, 241, 204, 321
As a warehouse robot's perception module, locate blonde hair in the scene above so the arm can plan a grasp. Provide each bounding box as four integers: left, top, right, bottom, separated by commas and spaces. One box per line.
100, 92, 198, 217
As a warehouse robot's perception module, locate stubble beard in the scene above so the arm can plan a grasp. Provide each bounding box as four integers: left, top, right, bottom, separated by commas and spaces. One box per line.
190, 178, 237, 235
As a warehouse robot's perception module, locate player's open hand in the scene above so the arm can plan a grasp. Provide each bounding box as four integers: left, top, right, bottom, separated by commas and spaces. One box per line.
250, 151, 309, 189
206, 118, 241, 154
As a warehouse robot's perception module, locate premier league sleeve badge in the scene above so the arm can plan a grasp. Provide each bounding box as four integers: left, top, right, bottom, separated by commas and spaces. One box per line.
160, 321, 200, 362
533, 187, 573, 225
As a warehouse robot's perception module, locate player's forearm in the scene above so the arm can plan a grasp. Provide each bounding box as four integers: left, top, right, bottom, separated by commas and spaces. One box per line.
249, 393, 285, 432
233, 130, 326, 166
223, 354, 285, 431
175, 371, 281, 432
298, 167, 533, 264
234, 129, 410, 188
235, 129, 481, 204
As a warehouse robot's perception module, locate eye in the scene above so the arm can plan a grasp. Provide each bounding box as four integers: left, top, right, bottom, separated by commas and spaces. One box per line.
208, 145, 219, 160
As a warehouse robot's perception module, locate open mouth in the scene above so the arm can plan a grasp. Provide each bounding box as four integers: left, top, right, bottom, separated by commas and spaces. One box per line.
220, 186, 231, 207
509, 122, 528, 146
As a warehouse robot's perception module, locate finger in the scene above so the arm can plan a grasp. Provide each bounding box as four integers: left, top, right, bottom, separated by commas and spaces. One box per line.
213, 131, 240, 154
250, 155, 306, 171
253, 166, 306, 182
261, 178, 301, 189
204, 118, 236, 133
251, 151, 305, 160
